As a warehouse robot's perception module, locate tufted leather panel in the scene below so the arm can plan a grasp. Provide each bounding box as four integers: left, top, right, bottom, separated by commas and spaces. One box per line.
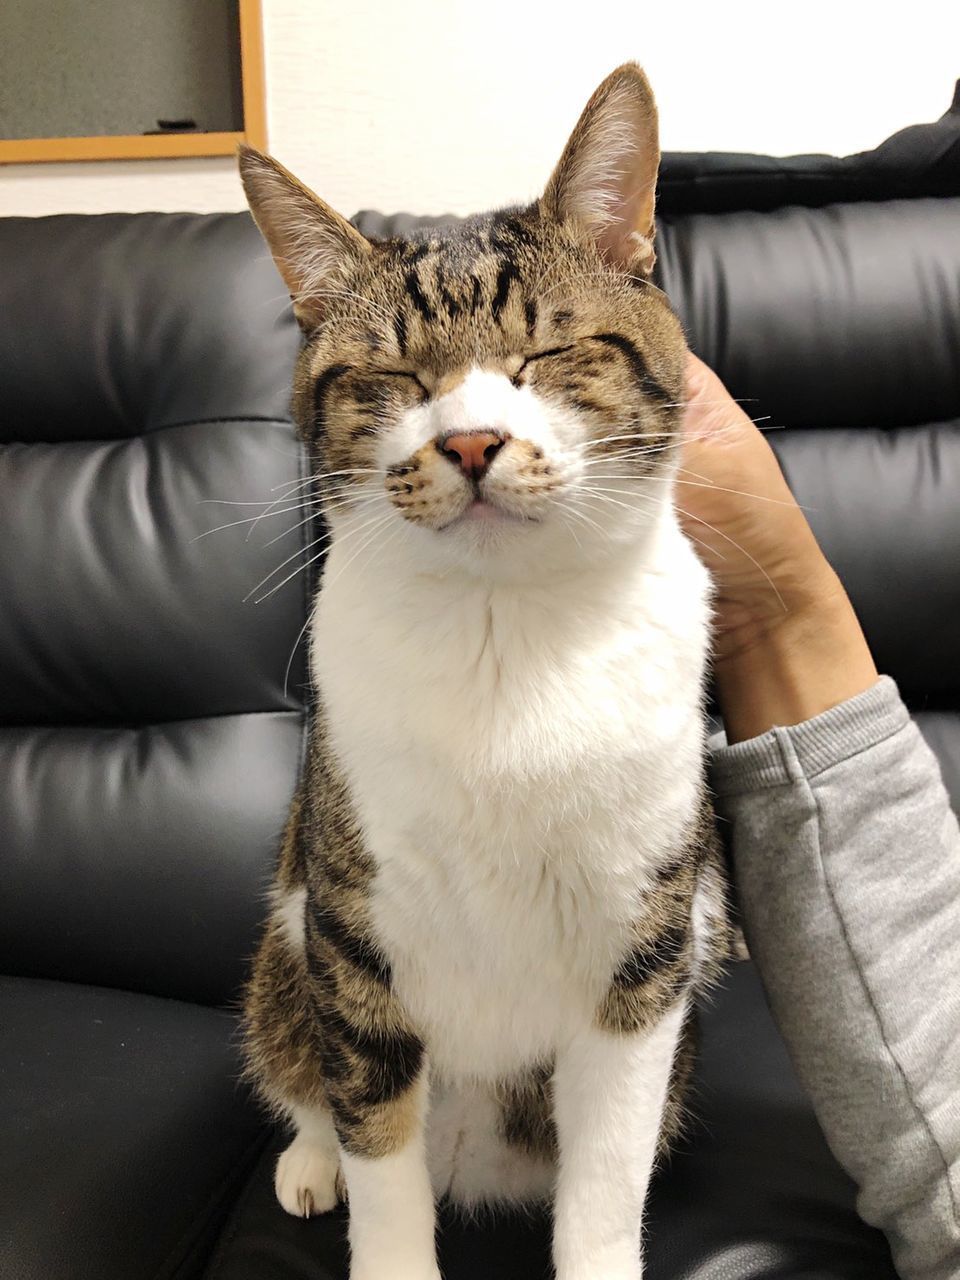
657, 199, 960, 432
0, 423, 309, 726
0, 713, 301, 1004
0, 214, 297, 442
0, 975, 265, 1280
0, 213, 308, 1006
769, 424, 960, 709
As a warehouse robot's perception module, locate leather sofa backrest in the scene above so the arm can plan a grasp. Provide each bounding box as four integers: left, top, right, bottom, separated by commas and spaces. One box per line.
0, 213, 307, 1005
1, 91, 957, 1006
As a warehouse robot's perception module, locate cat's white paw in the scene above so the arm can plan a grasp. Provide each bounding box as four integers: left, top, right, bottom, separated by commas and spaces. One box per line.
556, 1251, 641, 1280
559, 1270, 640, 1280
275, 1134, 342, 1217
351, 1268, 442, 1280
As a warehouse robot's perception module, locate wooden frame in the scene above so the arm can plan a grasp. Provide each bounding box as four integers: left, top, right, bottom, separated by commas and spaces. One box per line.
0, 0, 266, 165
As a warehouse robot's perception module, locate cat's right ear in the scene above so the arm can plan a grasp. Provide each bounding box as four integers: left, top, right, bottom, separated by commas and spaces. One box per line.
238, 145, 371, 331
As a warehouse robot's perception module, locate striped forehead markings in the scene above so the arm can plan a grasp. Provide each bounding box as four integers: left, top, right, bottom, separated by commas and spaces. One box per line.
399, 249, 527, 337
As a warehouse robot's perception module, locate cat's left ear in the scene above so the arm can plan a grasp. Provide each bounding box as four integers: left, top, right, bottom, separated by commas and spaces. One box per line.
238, 145, 372, 330
542, 63, 660, 276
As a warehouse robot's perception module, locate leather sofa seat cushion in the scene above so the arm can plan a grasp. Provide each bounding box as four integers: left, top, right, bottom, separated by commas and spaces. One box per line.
0, 976, 265, 1280
202, 963, 898, 1280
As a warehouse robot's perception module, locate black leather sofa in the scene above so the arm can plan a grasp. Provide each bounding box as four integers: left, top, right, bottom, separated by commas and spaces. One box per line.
2, 91, 958, 1280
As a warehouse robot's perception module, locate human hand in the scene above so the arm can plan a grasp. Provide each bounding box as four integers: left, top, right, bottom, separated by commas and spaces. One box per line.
678, 351, 878, 742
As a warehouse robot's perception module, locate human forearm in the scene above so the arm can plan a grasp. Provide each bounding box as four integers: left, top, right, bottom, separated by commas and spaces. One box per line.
713, 558, 879, 744
711, 681, 960, 1279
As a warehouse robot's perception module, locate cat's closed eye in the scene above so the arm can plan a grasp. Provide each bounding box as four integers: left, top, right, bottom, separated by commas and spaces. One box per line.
511, 345, 578, 385
376, 370, 430, 396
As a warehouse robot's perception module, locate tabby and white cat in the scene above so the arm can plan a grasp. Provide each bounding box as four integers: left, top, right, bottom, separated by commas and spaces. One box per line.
239, 63, 731, 1280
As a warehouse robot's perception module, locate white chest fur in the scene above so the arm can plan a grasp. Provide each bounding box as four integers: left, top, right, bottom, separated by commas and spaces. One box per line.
310, 511, 711, 1082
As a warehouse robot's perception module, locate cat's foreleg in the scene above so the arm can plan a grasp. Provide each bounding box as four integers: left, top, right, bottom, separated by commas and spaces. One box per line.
333, 1068, 440, 1280
243, 882, 345, 1217
314, 913, 439, 1280
551, 998, 687, 1280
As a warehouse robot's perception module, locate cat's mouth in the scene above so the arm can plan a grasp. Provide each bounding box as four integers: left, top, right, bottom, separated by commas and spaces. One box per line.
463, 496, 529, 522
447, 496, 536, 529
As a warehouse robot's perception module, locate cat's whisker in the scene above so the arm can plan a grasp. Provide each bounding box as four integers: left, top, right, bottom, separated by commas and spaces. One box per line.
320, 479, 377, 500
320, 488, 386, 518
321, 486, 378, 506
273, 500, 384, 701
190, 502, 320, 542
199, 492, 317, 507
578, 427, 709, 448
267, 476, 316, 497
580, 443, 685, 463
645, 398, 762, 412
282, 612, 315, 701
577, 417, 777, 463
353, 513, 409, 584
248, 493, 313, 542
576, 486, 732, 563
244, 534, 329, 602
263, 507, 323, 547
578, 490, 728, 564
320, 511, 400, 593
562, 502, 606, 541
246, 470, 339, 540
572, 403, 771, 438
252, 505, 395, 604
195, 476, 383, 546
254, 545, 331, 605
314, 466, 386, 482
673, 506, 787, 610
675, 463, 717, 483
578, 443, 686, 467
253, 465, 386, 540
576, 485, 650, 517
568, 491, 642, 542
663, 476, 813, 510
577, 433, 687, 451
580, 474, 807, 510
269, 467, 384, 494
244, 502, 385, 602
561, 511, 584, 551
578, 445, 675, 465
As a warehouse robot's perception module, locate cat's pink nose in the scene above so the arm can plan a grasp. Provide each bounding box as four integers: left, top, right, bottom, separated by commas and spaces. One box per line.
439, 431, 507, 481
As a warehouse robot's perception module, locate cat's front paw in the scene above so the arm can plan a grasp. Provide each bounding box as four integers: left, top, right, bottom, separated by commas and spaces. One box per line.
556, 1250, 641, 1280
275, 1133, 343, 1217
558, 1269, 640, 1280
351, 1269, 442, 1280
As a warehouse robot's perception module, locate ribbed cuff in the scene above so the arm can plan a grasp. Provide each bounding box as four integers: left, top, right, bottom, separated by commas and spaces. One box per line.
710, 675, 909, 794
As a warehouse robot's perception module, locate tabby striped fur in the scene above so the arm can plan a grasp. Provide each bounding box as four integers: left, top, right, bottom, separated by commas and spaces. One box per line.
240, 63, 733, 1280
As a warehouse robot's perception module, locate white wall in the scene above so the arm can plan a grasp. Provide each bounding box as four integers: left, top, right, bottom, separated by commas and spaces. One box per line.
2, 0, 958, 218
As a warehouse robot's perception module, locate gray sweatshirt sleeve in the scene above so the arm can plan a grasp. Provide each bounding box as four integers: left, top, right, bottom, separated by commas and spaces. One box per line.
709, 675, 960, 1280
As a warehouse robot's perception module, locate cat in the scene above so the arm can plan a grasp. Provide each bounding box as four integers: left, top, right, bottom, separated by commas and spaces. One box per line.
239, 62, 732, 1280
